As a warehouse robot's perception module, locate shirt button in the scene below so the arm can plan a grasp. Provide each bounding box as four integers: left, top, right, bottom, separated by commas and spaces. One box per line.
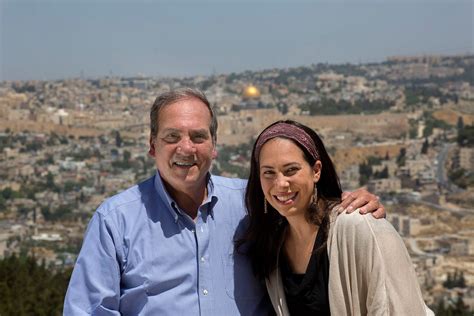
200, 256, 205, 262
203, 289, 209, 296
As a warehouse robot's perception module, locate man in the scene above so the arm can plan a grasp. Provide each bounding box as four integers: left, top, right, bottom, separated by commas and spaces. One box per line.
64, 88, 384, 315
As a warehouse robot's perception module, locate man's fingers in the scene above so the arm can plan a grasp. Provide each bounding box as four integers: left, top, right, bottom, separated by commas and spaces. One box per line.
346, 196, 371, 213
341, 191, 352, 200
339, 191, 355, 210
370, 205, 386, 219
357, 199, 379, 214
340, 190, 385, 217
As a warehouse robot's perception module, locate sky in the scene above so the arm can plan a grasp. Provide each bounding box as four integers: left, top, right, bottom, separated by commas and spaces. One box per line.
0, 0, 472, 81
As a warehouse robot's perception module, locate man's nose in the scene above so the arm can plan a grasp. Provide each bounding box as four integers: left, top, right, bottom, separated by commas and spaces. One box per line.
177, 138, 196, 154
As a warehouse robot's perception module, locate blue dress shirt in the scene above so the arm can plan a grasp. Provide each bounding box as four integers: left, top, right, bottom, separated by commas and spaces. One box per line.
64, 172, 270, 315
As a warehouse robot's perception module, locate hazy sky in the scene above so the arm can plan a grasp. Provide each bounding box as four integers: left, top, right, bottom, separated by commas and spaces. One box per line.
1, 0, 472, 81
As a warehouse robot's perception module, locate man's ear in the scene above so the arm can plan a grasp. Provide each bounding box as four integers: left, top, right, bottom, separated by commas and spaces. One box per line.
212, 148, 217, 159
313, 160, 322, 183
148, 136, 156, 156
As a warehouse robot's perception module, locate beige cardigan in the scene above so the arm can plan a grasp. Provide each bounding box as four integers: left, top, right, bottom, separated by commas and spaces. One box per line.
266, 211, 434, 316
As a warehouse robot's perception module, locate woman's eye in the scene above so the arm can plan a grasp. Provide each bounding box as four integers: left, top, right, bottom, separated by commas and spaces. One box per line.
285, 168, 299, 175
262, 171, 275, 178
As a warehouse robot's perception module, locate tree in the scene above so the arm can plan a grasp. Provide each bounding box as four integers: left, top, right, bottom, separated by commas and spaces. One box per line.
457, 116, 464, 130
46, 172, 55, 188
1, 187, 13, 200
359, 162, 372, 185
115, 131, 122, 147
374, 166, 389, 179
443, 269, 468, 289
63, 181, 77, 192
423, 124, 433, 138
396, 148, 406, 166
278, 103, 289, 115
0, 255, 72, 315
123, 150, 131, 162
0, 194, 6, 211
443, 272, 453, 288
421, 138, 429, 154
457, 124, 474, 147
458, 270, 466, 288
453, 295, 470, 315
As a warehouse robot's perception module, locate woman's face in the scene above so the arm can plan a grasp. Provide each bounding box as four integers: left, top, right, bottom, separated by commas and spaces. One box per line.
259, 137, 321, 219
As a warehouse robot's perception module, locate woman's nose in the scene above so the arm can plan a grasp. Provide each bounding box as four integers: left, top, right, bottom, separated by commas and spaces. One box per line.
274, 174, 289, 188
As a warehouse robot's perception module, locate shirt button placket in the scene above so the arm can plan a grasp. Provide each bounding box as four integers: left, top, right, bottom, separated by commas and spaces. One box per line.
196, 218, 211, 314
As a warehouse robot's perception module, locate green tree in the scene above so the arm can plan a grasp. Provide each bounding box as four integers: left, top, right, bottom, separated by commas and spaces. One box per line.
421, 138, 429, 154
457, 116, 464, 130
278, 103, 289, 115
1, 187, 13, 200
0, 255, 72, 315
457, 124, 474, 147
0, 194, 6, 211
359, 162, 372, 185
443, 272, 453, 288
396, 148, 406, 167
1, 187, 21, 200
373, 166, 389, 179
458, 270, 466, 288
454, 296, 470, 315
46, 172, 55, 188
123, 150, 131, 162
64, 181, 78, 192
115, 131, 122, 147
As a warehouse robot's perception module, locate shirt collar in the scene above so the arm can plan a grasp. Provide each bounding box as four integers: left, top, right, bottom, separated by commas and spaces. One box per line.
153, 170, 218, 222
205, 174, 218, 219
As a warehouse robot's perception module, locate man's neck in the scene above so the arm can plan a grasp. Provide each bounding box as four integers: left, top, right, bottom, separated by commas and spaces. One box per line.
164, 181, 208, 220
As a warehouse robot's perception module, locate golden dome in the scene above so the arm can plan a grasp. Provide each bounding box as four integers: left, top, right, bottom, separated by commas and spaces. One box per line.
243, 85, 260, 99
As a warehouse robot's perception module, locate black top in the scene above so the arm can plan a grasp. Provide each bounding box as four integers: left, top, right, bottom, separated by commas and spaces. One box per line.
280, 228, 330, 315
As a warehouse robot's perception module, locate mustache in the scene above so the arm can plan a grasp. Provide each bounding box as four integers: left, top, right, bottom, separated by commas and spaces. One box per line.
172, 154, 198, 164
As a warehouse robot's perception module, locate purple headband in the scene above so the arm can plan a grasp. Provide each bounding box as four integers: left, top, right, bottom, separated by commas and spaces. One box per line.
254, 122, 320, 162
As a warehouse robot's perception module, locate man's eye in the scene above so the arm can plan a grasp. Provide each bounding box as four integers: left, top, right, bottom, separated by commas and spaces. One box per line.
163, 135, 180, 143
192, 136, 207, 143
192, 134, 209, 143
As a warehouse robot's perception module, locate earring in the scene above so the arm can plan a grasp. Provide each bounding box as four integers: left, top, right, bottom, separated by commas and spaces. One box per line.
264, 199, 268, 214
313, 184, 318, 204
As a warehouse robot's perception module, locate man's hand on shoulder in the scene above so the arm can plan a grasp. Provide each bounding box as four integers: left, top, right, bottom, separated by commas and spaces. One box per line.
337, 188, 385, 219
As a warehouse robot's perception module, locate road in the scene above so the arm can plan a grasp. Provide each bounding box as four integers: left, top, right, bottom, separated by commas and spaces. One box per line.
435, 142, 464, 194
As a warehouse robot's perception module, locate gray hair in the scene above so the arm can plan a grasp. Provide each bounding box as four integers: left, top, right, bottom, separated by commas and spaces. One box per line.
150, 88, 218, 144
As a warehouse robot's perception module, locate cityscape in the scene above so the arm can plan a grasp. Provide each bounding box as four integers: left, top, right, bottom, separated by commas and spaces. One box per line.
0, 54, 473, 314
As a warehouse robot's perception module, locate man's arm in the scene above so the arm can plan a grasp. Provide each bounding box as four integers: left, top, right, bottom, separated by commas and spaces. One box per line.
63, 212, 121, 315
338, 188, 385, 218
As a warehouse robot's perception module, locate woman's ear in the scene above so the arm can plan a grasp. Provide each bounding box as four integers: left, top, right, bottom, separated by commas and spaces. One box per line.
313, 160, 322, 183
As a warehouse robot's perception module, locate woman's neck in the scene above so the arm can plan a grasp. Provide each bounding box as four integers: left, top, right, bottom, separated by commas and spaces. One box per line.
284, 215, 319, 274
286, 214, 318, 242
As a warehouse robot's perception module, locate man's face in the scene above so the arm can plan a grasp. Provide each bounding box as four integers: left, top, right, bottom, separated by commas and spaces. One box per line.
149, 97, 217, 194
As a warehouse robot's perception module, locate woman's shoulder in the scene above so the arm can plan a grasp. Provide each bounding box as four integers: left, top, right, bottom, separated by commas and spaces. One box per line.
330, 210, 397, 239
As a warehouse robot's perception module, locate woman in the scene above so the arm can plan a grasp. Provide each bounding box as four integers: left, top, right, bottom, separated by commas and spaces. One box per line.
238, 120, 433, 315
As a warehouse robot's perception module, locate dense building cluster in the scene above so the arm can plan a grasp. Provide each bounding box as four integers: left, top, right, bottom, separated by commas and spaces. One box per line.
0, 54, 473, 313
